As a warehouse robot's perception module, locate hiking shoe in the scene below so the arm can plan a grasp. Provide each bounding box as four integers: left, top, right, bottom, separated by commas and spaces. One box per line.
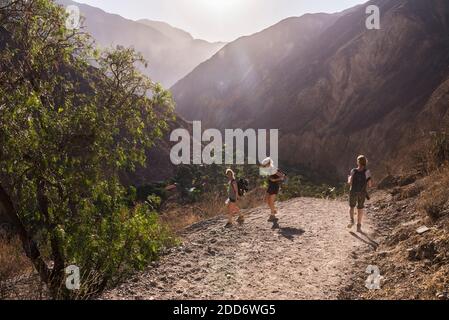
268, 215, 278, 223
237, 216, 245, 225
347, 219, 355, 229
357, 224, 362, 233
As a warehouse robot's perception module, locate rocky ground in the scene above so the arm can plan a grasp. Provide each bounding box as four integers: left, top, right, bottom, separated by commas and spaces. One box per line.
102, 197, 379, 300
6, 174, 447, 300
340, 181, 449, 300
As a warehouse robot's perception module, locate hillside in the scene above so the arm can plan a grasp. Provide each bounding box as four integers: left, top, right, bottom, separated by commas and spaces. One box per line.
172, 0, 449, 179
57, 0, 225, 87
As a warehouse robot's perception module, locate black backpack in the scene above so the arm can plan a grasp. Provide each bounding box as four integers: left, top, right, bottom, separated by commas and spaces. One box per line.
237, 178, 249, 197
278, 170, 288, 184
352, 169, 368, 193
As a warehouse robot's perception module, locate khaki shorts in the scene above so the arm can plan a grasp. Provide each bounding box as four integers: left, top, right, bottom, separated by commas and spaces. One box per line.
350, 192, 366, 209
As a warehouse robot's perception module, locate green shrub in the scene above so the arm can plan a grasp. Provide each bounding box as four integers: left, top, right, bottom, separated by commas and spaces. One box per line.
65, 200, 176, 299
280, 175, 342, 201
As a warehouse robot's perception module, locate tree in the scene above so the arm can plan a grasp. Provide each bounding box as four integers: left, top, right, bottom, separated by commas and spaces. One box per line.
0, 0, 174, 298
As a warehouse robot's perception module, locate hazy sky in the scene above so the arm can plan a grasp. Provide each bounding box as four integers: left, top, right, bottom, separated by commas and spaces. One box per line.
75, 0, 366, 42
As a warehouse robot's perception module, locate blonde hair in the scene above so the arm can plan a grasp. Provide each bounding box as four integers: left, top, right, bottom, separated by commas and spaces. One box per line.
357, 155, 368, 167
225, 169, 235, 179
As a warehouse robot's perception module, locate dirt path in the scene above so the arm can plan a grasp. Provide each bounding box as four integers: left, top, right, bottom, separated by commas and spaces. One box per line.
103, 197, 377, 300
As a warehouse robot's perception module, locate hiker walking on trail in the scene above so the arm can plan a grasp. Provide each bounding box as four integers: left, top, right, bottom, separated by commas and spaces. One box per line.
260, 158, 286, 223
347, 155, 373, 232
225, 169, 244, 228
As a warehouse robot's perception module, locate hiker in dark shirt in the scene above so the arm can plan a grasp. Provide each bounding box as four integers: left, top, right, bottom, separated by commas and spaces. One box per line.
347, 155, 373, 233
260, 158, 286, 223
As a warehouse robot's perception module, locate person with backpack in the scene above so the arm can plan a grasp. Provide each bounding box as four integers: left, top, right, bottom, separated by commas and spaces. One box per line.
347, 155, 373, 232
260, 158, 286, 223
225, 169, 244, 227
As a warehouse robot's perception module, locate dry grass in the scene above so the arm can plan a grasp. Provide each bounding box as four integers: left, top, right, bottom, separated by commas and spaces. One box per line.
0, 236, 37, 299
352, 163, 449, 299
417, 167, 449, 221
161, 187, 266, 232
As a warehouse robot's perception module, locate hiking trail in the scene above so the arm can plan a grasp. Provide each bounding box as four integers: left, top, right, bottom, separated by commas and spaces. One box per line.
102, 197, 377, 300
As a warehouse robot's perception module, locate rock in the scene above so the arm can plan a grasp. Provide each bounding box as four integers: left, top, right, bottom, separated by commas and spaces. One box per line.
416, 226, 430, 235
408, 242, 437, 261
401, 219, 420, 227
207, 247, 216, 256
149, 280, 157, 287
437, 292, 449, 300
398, 175, 418, 187
378, 175, 400, 190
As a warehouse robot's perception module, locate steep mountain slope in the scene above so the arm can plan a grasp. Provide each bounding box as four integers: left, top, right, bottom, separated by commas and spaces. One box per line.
137, 19, 194, 43
172, 0, 449, 179
57, 0, 225, 87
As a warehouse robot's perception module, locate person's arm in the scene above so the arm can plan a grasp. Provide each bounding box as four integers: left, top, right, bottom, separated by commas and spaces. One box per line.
348, 170, 354, 185
366, 170, 373, 188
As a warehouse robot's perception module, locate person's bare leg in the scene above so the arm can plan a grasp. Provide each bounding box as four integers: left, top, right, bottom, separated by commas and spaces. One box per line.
234, 204, 245, 224
357, 208, 364, 232
226, 203, 234, 226
348, 207, 355, 228
270, 195, 277, 214
268, 195, 278, 221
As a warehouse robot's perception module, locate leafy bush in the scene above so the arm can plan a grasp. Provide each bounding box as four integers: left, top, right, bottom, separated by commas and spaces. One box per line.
0, 0, 174, 299
279, 175, 342, 201
65, 200, 176, 298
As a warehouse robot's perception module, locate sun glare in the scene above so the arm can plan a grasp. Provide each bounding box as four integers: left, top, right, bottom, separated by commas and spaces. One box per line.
198, 0, 241, 13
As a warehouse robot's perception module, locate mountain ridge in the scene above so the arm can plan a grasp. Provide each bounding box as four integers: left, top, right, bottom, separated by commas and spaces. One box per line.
172, 0, 449, 179
57, 0, 225, 87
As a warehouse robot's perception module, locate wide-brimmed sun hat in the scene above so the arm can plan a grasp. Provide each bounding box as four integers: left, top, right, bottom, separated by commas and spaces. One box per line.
261, 157, 274, 167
